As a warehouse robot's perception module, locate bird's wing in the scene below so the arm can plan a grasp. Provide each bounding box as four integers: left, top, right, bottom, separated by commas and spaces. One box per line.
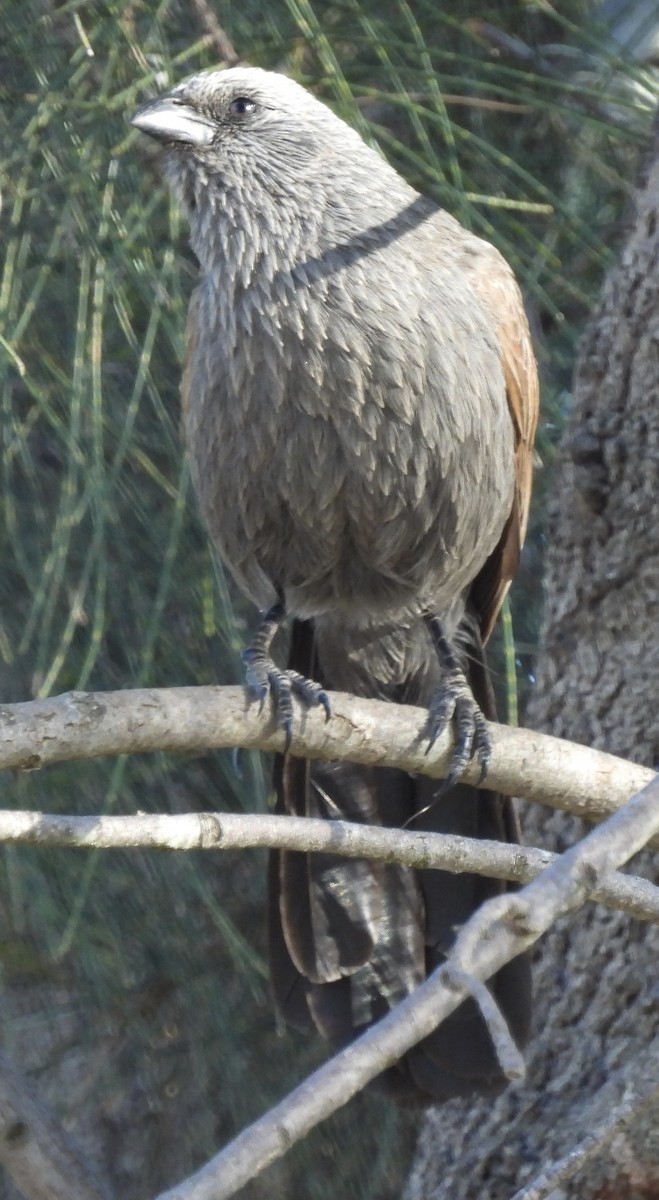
463, 244, 540, 641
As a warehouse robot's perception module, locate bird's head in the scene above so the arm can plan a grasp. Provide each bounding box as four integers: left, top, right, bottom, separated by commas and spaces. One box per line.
131, 68, 368, 222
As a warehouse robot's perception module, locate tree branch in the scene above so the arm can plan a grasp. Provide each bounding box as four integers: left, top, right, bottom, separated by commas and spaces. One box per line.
0, 686, 653, 825
150, 773, 659, 1200
0, 809, 657, 925
3, 685, 659, 1198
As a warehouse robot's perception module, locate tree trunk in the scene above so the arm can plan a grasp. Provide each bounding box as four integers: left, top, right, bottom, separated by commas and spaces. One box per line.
407, 128, 659, 1200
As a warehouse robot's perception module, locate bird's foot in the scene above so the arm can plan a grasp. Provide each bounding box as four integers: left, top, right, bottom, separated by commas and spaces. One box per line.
426, 668, 490, 788
424, 614, 491, 789
242, 652, 331, 751
241, 603, 330, 751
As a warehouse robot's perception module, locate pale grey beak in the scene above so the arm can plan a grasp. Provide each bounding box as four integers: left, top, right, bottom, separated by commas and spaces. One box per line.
131, 97, 216, 147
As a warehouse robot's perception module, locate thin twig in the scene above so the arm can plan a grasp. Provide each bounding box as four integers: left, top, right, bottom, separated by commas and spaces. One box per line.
187, 0, 239, 65
444, 968, 525, 1081
0, 809, 657, 925
152, 774, 659, 1200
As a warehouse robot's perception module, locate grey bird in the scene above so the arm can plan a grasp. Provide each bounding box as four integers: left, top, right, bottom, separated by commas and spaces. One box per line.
132, 67, 539, 1105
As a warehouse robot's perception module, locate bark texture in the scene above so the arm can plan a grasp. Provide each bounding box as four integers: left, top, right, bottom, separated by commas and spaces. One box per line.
407, 135, 659, 1200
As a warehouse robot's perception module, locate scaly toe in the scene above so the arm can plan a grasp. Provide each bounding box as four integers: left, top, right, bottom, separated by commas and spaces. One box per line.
285, 670, 332, 719
426, 673, 491, 785
267, 668, 295, 751
471, 709, 491, 782
241, 651, 330, 752
241, 647, 273, 707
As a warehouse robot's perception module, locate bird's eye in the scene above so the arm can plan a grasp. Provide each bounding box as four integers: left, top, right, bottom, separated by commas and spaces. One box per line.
229, 96, 257, 117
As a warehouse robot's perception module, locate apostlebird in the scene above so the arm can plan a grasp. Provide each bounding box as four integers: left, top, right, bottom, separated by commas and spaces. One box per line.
132, 66, 538, 1104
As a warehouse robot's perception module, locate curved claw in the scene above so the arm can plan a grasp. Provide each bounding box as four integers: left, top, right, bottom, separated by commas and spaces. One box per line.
286, 670, 332, 720
471, 709, 491, 783
241, 649, 331, 751
426, 670, 491, 788
426, 694, 453, 752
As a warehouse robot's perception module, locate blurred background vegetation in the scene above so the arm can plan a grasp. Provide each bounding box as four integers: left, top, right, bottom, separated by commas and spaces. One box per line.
0, 1, 657, 1196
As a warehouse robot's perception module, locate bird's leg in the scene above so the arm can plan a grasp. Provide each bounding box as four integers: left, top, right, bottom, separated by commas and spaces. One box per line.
241, 601, 331, 750
423, 614, 490, 788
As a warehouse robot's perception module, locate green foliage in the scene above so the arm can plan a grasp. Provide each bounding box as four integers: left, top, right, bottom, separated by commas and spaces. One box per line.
0, 1, 655, 1195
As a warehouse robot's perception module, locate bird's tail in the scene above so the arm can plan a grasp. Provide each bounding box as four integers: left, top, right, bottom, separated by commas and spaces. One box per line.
268, 617, 532, 1105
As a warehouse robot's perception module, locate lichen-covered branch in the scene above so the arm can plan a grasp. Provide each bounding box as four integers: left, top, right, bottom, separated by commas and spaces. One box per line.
0, 686, 652, 825
0, 809, 657, 925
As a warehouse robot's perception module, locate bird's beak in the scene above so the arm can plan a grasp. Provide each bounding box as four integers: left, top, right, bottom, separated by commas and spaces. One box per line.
131, 97, 216, 147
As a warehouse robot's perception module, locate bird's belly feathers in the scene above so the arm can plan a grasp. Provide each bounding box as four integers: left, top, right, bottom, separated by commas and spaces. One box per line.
183, 271, 515, 619
185, 381, 514, 622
